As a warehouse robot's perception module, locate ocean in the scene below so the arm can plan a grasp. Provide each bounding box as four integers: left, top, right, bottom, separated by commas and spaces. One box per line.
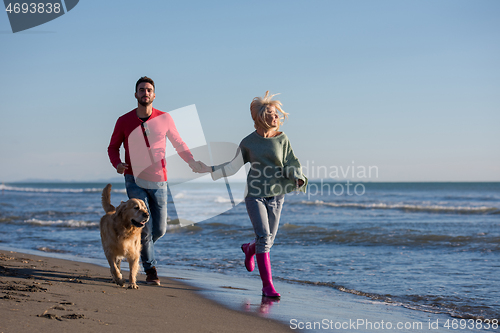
0, 181, 498, 324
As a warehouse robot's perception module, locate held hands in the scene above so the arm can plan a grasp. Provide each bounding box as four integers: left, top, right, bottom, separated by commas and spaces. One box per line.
198, 161, 212, 173
189, 160, 212, 173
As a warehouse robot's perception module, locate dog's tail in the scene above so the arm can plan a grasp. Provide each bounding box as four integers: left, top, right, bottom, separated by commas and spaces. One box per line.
102, 184, 115, 213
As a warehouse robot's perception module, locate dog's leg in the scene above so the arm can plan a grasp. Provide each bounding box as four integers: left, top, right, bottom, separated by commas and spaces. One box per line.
106, 256, 125, 287
127, 254, 140, 289
116, 258, 122, 272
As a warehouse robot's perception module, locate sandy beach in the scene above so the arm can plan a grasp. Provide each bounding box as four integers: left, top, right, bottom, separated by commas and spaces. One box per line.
0, 249, 293, 333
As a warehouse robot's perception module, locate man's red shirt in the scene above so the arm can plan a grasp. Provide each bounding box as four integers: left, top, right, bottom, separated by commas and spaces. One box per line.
108, 108, 194, 182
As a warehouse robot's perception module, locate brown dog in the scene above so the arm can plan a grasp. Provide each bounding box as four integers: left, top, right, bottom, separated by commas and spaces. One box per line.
100, 184, 149, 289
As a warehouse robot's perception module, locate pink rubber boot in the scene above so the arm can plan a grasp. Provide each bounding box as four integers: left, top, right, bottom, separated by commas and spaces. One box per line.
241, 240, 256, 272
256, 252, 280, 298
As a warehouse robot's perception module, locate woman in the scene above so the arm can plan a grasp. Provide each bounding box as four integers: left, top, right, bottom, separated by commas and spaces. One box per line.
199, 91, 307, 297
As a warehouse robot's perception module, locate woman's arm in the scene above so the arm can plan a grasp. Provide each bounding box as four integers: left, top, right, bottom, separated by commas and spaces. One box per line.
283, 138, 308, 191
210, 147, 245, 181
194, 147, 246, 180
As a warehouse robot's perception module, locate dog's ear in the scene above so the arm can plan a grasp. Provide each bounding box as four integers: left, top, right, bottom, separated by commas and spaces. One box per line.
115, 201, 126, 217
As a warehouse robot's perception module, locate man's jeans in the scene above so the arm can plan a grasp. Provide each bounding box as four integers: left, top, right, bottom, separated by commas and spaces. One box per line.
125, 174, 168, 271
245, 194, 285, 254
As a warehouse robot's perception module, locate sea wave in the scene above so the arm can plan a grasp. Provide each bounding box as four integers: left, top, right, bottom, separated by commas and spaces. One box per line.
300, 200, 499, 215
23, 218, 98, 228
282, 278, 499, 321
214, 196, 232, 203
280, 224, 500, 248
36, 246, 70, 253
0, 184, 126, 194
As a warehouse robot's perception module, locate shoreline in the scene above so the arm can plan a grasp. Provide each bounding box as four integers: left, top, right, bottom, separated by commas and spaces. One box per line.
0, 248, 292, 333
0, 247, 482, 333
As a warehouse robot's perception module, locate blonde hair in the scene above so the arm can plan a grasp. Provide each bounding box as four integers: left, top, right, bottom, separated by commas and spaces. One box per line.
250, 91, 289, 130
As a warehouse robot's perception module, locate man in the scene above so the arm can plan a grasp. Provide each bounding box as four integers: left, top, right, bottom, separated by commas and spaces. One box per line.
108, 76, 201, 285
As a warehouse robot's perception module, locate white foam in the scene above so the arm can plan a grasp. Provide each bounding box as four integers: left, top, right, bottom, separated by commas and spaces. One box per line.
214, 196, 232, 203
301, 200, 498, 214
0, 184, 125, 194
24, 218, 98, 228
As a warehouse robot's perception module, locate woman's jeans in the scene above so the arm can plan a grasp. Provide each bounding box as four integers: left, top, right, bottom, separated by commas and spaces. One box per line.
125, 174, 168, 271
245, 194, 285, 254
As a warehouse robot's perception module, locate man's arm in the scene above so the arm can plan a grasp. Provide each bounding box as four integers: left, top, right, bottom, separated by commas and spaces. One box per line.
165, 114, 195, 163
107, 118, 126, 173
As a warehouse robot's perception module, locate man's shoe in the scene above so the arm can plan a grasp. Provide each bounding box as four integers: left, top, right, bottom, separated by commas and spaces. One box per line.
145, 267, 160, 285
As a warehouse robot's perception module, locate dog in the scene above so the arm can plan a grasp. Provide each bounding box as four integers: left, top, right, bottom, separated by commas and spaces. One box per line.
100, 184, 149, 289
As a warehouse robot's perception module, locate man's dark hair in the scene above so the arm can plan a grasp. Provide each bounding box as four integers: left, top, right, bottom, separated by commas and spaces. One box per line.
135, 76, 155, 92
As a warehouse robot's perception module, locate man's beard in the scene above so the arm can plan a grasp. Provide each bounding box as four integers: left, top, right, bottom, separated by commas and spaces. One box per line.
138, 97, 153, 107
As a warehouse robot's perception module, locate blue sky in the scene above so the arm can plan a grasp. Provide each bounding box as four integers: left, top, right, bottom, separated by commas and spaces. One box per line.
1, 0, 499, 182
